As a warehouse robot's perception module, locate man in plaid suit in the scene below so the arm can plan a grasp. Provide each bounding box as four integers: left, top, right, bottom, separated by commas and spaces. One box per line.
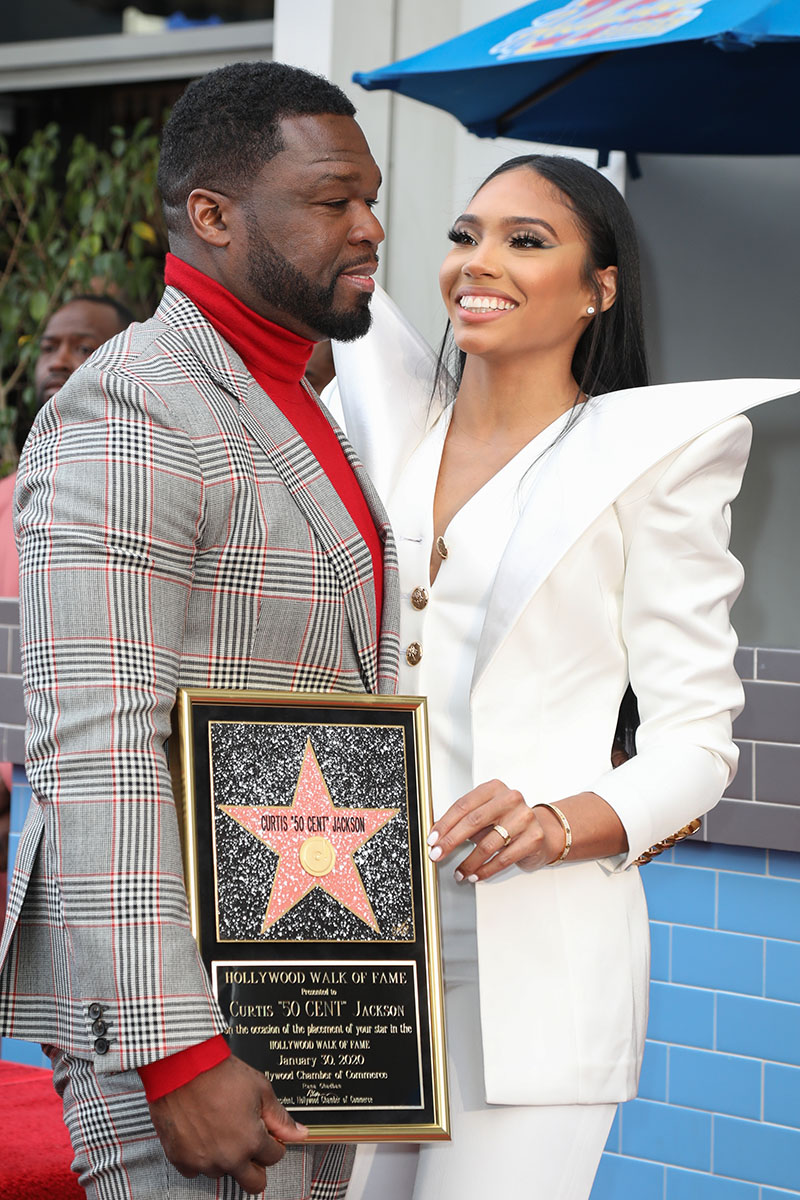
0, 62, 399, 1199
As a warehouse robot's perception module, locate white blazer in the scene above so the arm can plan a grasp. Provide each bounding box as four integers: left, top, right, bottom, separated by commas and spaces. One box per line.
329, 288, 800, 1105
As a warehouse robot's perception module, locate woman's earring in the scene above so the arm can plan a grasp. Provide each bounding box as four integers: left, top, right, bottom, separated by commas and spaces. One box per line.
586, 305, 596, 315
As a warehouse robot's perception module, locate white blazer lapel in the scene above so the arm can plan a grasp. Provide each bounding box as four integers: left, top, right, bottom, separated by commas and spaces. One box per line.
331, 285, 445, 497
473, 377, 800, 688
318, 392, 402, 694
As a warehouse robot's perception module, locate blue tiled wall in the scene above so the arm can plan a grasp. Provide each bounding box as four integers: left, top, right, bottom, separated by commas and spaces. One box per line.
590, 841, 800, 1199
0, 764, 47, 1067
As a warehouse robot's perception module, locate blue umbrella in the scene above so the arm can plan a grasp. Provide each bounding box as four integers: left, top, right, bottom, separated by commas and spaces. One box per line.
353, 1, 799, 155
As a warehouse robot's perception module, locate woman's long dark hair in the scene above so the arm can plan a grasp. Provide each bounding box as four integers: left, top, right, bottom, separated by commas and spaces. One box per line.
435, 154, 648, 755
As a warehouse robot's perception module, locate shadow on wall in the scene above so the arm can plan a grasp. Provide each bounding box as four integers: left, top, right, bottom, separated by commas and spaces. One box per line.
628, 154, 800, 651
629, 153, 800, 385
730, 412, 800, 650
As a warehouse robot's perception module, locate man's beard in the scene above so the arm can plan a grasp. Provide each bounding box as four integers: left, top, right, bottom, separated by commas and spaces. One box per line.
246, 219, 373, 342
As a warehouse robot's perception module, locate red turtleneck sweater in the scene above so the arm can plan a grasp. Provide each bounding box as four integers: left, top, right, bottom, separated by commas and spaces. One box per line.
138, 256, 384, 1103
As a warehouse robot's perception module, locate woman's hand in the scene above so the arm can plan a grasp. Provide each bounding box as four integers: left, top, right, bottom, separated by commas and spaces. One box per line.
427, 779, 567, 881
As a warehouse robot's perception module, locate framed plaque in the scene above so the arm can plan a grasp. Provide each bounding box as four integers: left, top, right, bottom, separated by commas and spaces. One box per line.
171, 688, 449, 1142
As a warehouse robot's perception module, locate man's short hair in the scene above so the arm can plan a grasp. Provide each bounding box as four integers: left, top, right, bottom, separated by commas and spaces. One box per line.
157, 61, 357, 232
66, 294, 134, 329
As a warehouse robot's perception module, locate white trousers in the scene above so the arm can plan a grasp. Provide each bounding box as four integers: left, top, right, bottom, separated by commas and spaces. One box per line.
349, 1104, 614, 1200
348, 974, 615, 1200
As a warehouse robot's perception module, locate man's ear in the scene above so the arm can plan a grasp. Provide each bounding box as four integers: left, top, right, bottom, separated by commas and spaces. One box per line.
597, 265, 618, 313
186, 189, 234, 247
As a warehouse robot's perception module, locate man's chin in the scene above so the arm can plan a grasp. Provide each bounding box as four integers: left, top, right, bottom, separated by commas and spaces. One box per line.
319, 301, 373, 343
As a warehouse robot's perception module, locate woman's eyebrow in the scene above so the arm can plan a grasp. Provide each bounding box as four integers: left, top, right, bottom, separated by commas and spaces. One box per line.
503, 216, 559, 237
456, 213, 559, 237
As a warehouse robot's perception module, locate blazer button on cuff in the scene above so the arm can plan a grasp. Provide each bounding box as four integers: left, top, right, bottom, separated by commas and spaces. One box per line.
410, 587, 429, 610
94, 1037, 110, 1055
92, 1019, 108, 1036
406, 642, 423, 666
88, 1003, 103, 1020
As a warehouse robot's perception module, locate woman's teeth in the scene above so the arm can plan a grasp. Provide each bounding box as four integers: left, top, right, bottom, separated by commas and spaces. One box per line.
458, 295, 516, 312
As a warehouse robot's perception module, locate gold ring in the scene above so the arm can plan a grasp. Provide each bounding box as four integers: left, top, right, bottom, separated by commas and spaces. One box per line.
492, 823, 512, 846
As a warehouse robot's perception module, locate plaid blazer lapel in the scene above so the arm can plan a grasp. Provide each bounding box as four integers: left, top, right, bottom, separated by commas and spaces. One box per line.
154, 289, 390, 693
154, 287, 247, 398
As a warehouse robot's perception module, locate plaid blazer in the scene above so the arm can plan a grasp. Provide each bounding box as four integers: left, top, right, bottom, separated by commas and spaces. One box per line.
0, 287, 400, 1073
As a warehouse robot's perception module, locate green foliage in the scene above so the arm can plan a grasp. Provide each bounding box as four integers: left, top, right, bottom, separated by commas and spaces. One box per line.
0, 118, 167, 474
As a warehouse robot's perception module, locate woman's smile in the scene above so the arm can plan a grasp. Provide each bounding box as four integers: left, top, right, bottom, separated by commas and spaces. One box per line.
455, 287, 519, 320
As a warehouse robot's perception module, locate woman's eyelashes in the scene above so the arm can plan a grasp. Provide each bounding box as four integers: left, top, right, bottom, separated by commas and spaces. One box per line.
446, 226, 550, 249
509, 231, 549, 249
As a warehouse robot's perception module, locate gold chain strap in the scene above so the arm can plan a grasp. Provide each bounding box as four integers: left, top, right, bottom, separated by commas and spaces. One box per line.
633, 818, 702, 867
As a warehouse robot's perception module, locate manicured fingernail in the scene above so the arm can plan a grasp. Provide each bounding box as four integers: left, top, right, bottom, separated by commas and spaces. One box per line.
454, 870, 464, 882
467, 874, 479, 883
427, 830, 439, 846
429, 846, 442, 861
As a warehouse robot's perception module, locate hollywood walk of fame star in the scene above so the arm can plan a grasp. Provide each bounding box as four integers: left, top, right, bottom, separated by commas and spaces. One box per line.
218, 738, 399, 933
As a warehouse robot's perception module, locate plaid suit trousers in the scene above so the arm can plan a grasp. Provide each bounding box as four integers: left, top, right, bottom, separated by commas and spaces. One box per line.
50, 1049, 354, 1200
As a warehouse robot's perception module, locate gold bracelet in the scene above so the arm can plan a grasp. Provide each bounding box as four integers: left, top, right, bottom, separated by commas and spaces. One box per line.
534, 802, 572, 864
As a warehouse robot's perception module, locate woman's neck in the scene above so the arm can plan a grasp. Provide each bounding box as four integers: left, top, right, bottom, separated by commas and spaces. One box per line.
453, 351, 582, 445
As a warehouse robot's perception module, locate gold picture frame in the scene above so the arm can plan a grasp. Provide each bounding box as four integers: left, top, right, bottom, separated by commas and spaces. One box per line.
171, 687, 449, 1142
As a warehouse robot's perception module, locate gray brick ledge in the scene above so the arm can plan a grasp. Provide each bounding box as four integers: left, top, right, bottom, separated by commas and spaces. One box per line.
0, 598, 19, 625
1, 723, 25, 765
0, 673, 26, 726
702, 798, 800, 854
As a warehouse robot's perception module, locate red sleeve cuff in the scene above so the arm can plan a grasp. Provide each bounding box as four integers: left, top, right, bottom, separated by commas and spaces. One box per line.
137, 1034, 231, 1102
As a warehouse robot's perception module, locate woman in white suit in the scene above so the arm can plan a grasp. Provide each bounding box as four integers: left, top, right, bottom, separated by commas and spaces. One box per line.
334, 156, 796, 1199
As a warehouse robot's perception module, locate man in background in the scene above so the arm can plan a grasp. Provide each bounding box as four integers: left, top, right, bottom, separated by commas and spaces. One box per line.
0, 294, 132, 597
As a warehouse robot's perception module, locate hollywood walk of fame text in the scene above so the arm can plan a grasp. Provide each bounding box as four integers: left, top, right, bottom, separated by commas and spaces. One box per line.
217, 960, 423, 1111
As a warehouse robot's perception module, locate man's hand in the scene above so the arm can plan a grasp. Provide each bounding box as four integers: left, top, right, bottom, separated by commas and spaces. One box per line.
148, 1054, 307, 1193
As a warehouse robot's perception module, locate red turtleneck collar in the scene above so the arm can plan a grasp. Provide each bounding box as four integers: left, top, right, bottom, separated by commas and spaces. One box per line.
165, 252, 314, 396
